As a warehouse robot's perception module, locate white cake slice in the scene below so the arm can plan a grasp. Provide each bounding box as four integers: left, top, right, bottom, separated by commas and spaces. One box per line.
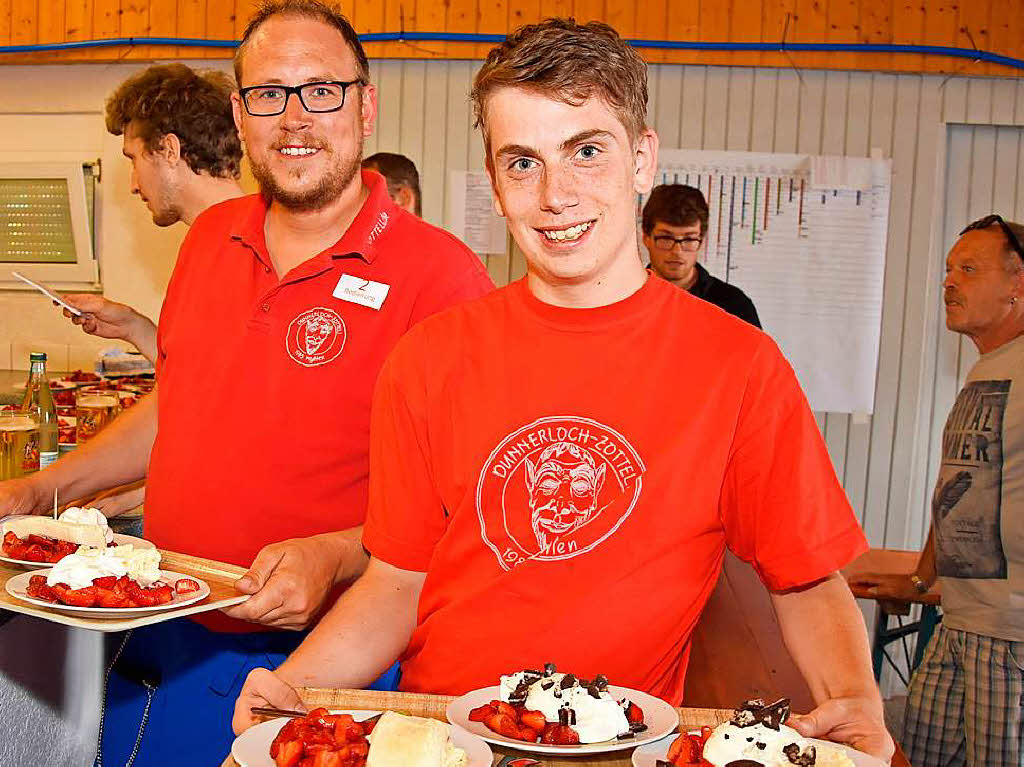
366, 711, 468, 767
2, 515, 108, 549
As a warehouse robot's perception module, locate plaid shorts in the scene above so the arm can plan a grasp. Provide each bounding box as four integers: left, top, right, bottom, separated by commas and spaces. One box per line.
902, 625, 1024, 766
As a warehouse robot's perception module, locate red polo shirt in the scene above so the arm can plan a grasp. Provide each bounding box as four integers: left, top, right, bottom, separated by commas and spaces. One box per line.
146, 171, 493, 607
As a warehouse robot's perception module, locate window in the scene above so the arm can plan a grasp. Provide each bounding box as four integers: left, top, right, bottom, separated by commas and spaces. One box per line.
0, 162, 98, 287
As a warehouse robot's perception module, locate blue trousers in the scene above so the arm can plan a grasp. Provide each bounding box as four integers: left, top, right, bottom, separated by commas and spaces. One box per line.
97, 620, 400, 767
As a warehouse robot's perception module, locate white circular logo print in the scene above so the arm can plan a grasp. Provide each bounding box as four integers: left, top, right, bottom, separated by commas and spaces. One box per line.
476, 416, 646, 571
286, 307, 347, 367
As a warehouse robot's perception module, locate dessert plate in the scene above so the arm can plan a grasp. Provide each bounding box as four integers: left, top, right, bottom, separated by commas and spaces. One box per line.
447, 685, 679, 756
232, 709, 493, 767
0, 532, 155, 569
631, 734, 888, 766
5, 569, 209, 618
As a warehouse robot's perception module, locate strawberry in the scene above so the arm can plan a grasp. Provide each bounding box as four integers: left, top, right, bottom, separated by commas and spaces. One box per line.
26, 534, 54, 546
518, 725, 540, 742
61, 586, 98, 607
174, 578, 201, 594
624, 701, 644, 725
28, 574, 47, 587
93, 576, 118, 590
125, 582, 158, 607
310, 751, 342, 767
484, 712, 522, 740
3, 531, 18, 547
519, 709, 547, 732
494, 701, 518, 718
96, 589, 131, 609
148, 584, 174, 605
50, 583, 70, 602
540, 724, 580, 745
273, 739, 302, 767
468, 703, 496, 722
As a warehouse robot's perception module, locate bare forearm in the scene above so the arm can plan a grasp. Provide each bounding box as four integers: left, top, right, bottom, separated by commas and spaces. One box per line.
915, 529, 936, 585
29, 390, 157, 510
330, 526, 369, 584
126, 314, 158, 364
276, 558, 422, 690
772, 573, 880, 707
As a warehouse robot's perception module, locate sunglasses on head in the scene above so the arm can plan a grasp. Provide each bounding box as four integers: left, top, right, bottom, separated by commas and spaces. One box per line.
960, 214, 1024, 262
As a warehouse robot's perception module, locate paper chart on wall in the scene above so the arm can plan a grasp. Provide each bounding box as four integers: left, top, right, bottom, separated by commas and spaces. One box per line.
448, 170, 507, 255
646, 149, 892, 414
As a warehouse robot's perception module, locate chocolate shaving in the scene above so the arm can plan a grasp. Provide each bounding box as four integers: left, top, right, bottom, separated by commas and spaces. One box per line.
593, 674, 609, 689
729, 697, 792, 730
541, 681, 554, 691
783, 743, 817, 766
560, 674, 577, 690
617, 731, 636, 740
543, 662, 557, 676
629, 722, 648, 733
558, 707, 576, 726
587, 685, 602, 699
725, 761, 765, 767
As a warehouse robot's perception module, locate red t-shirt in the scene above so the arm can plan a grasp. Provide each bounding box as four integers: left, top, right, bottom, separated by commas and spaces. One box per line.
362, 274, 867, 703
147, 171, 493, 629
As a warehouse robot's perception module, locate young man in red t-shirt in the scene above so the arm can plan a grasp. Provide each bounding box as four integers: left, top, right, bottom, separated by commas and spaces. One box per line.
234, 18, 893, 761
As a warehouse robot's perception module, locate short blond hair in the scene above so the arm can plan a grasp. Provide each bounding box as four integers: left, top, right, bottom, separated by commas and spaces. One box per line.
471, 18, 649, 153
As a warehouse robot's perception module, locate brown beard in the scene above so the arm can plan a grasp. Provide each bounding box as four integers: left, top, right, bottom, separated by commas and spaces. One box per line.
250, 144, 362, 212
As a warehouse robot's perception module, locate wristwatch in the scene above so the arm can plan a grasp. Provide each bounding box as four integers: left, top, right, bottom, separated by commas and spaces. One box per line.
910, 574, 930, 594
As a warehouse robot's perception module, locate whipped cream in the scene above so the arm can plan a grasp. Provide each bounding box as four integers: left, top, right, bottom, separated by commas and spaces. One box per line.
701, 721, 805, 766
58, 506, 114, 544
46, 545, 161, 590
498, 670, 630, 743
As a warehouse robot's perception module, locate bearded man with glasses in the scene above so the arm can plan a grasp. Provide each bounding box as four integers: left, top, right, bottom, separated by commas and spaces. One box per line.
0, 1, 492, 764
851, 213, 1024, 767
641, 184, 761, 328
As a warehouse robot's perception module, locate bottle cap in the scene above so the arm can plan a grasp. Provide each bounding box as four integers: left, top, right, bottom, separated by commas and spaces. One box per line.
29, 352, 47, 362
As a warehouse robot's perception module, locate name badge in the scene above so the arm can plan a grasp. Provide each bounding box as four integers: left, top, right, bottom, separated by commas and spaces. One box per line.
333, 274, 390, 311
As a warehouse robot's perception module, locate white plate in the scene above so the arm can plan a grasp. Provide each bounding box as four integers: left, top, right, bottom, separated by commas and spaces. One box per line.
446, 685, 679, 756
5, 569, 210, 618
631, 732, 888, 766
0, 532, 154, 570
231, 710, 493, 767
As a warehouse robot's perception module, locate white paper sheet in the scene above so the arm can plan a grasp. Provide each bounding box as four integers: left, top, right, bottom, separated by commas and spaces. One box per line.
647, 150, 892, 414
448, 170, 507, 255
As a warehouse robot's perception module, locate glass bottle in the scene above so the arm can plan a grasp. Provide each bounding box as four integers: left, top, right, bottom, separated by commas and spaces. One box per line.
21, 352, 58, 470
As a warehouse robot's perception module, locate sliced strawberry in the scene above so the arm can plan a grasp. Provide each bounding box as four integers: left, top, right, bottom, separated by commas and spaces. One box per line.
493, 700, 518, 719
61, 586, 98, 607
468, 703, 496, 722
518, 725, 540, 742
96, 589, 131, 609
50, 583, 70, 602
624, 701, 644, 725
22, 544, 47, 562
29, 574, 47, 587
125, 582, 158, 607
174, 578, 200, 594
309, 751, 342, 767
93, 576, 118, 590
26, 534, 55, 546
540, 724, 580, 745
147, 584, 174, 605
3, 531, 19, 547
273, 739, 303, 767
484, 712, 522, 740
519, 709, 547, 732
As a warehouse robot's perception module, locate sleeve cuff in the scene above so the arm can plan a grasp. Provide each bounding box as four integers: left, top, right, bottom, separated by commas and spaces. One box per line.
755, 525, 870, 592
362, 525, 433, 573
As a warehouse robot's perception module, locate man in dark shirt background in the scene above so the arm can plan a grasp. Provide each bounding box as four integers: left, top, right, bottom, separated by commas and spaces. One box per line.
642, 184, 761, 328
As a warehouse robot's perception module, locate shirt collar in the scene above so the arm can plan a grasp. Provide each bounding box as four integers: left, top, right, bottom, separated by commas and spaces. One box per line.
688, 262, 713, 297
229, 169, 398, 265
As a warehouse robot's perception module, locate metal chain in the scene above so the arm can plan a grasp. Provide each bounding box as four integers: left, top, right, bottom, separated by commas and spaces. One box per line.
93, 629, 156, 767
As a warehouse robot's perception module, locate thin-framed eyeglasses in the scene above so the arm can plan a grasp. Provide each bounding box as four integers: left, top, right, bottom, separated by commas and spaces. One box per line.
959, 214, 1024, 262
652, 234, 703, 252
239, 79, 366, 116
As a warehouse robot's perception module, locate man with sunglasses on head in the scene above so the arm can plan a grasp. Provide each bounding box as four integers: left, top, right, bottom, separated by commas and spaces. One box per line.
852, 214, 1024, 767
0, 1, 491, 764
642, 184, 760, 327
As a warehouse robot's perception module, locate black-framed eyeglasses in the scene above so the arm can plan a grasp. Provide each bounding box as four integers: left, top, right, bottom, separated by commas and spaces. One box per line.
960, 214, 1024, 262
239, 79, 365, 116
651, 234, 703, 252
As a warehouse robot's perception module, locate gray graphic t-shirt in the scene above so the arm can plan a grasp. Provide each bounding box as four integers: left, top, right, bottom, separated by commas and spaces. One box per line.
934, 333, 1024, 641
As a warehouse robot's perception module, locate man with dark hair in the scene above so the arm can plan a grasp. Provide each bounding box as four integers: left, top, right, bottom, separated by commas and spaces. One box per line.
362, 151, 421, 216
0, 2, 492, 764
56, 63, 246, 515
853, 214, 1024, 767
642, 184, 761, 327
233, 18, 892, 764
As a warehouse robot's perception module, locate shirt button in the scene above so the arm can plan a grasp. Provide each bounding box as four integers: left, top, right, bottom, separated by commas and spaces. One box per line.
261, 302, 270, 312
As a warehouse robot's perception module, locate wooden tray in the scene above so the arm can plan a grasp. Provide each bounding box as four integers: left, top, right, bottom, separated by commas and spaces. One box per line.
0, 548, 249, 632
225, 688, 732, 767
